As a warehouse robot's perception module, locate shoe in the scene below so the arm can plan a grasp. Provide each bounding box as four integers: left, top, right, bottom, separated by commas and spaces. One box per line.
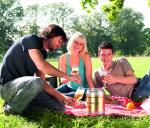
3, 102, 16, 115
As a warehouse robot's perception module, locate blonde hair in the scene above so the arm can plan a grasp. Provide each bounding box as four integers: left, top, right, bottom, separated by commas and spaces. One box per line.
67, 32, 88, 55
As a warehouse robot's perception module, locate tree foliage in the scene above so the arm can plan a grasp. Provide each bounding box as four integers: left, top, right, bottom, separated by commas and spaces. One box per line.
0, 0, 24, 57
80, 0, 150, 21
0, 1, 149, 58
110, 8, 145, 55
80, 0, 98, 13
102, 0, 124, 21
35, 2, 75, 32
80, 0, 124, 20
21, 4, 40, 35
71, 12, 112, 56
149, 0, 150, 6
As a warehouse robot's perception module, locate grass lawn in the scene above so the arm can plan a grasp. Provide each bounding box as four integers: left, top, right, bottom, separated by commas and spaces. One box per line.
0, 56, 150, 128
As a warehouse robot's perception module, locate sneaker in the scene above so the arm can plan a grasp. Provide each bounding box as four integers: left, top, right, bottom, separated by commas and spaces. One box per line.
3, 102, 16, 115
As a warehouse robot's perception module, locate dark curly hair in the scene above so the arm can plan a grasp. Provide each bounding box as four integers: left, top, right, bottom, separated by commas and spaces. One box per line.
39, 24, 67, 43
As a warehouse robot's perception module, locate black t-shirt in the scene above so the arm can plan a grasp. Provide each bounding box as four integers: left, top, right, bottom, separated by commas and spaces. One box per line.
0, 34, 47, 84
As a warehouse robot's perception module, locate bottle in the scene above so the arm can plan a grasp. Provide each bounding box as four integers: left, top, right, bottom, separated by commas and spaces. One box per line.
86, 88, 105, 115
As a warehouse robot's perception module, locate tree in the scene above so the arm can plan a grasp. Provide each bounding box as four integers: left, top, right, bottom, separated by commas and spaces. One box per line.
80, 0, 124, 21
71, 11, 112, 56
39, 2, 76, 55
0, 0, 24, 57
110, 8, 145, 55
80, 0, 150, 21
20, 4, 40, 35
149, 0, 150, 6
39, 3, 75, 33
142, 28, 150, 56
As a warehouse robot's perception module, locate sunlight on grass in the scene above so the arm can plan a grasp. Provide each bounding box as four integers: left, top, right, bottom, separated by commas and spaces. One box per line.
48, 56, 150, 78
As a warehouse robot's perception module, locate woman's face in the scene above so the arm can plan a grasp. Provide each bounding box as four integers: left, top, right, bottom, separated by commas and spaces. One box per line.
71, 38, 84, 55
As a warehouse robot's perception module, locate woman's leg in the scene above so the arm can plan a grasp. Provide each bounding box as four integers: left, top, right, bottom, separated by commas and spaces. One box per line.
56, 84, 75, 97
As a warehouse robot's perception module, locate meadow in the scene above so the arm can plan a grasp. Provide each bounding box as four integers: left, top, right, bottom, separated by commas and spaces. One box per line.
0, 56, 150, 128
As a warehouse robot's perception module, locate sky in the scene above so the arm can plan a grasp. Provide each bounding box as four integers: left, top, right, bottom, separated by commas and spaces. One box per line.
20, 0, 150, 28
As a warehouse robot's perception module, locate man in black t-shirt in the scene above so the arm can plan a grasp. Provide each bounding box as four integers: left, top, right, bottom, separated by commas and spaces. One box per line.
0, 24, 80, 115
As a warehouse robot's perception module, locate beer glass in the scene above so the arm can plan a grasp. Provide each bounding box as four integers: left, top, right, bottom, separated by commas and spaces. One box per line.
100, 70, 107, 88
74, 87, 84, 101
72, 65, 79, 74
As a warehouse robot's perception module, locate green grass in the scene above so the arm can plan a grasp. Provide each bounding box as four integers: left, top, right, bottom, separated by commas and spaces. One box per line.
0, 56, 150, 128
49, 56, 150, 78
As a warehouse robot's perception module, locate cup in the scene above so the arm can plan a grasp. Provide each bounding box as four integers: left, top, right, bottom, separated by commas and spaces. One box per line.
100, 71, 108, 88
74, 87, 85, 101
72, 65, 79, 75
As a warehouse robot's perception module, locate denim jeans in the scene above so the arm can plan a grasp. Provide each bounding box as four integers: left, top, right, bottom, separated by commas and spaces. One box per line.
24, 91, 65, 113
132, 69, 150, 100
56, 84, 75, 97
0, 76, 64, 114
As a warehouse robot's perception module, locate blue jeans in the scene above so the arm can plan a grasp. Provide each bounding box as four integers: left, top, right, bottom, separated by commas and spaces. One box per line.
132, 69, 150, 100
24, 91, 64, 113
0, 76, 64, 114
56, 84, 75, 97
56, 84, 87, 101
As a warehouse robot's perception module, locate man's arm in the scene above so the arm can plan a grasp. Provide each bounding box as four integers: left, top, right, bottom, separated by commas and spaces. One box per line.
94, 71, 104, 88
28, 49, 80, 84
104, 70, 137, 85
35, 70, 46, 80
104, 58, 137, 85
35, 70, 64, 100
34, 61, 76, 106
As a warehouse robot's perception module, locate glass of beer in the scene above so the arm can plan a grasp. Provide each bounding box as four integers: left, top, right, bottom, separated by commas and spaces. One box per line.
101, 70, 107, 88
72, 65, 79, 74
74, 87, 84, 101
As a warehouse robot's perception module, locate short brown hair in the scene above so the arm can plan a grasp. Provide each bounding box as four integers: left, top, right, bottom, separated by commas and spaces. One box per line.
98, 41, 114, 53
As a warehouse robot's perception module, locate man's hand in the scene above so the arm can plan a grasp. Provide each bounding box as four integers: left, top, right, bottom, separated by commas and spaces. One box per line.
68, 74, 81, 84
103, 75, 118, 85
63, 96, 76, 106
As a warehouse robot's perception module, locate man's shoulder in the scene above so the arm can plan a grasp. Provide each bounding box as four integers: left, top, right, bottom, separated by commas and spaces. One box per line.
93, 67, 102, 74
114, 57, 129, 64
22, 34, 41, 41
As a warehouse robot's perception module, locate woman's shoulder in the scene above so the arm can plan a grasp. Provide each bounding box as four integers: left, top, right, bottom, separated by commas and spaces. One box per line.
60, 53, 68, 58
81, 52, 91, 59
59, 53, 68, 61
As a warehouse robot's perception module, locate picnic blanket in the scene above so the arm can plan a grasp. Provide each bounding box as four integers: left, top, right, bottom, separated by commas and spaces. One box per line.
65, 96, 150, 117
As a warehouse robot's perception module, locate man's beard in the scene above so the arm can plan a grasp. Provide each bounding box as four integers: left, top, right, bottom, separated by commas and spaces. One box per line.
48, 47, 55, 51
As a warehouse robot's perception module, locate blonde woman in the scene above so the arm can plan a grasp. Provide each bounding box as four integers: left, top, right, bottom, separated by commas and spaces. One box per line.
56, 32, 94, 98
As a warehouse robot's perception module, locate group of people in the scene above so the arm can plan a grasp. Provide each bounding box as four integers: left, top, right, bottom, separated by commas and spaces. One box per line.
0, 24, 150, 115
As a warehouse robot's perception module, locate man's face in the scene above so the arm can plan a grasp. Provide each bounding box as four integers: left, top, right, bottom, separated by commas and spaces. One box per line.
98, 48, 114, 68
47, 36, 64, 51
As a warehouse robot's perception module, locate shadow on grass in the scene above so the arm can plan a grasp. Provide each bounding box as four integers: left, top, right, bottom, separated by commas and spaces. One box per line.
21, 108, 76, 128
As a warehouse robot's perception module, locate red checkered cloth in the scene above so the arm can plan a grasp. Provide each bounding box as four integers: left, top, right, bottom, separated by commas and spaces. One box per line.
65, 96, 149, 117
